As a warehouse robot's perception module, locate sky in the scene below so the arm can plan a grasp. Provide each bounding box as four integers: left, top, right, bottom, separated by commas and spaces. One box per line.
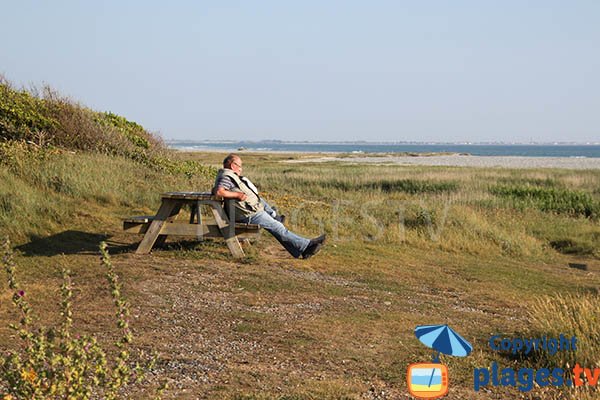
1, 1, 599, 143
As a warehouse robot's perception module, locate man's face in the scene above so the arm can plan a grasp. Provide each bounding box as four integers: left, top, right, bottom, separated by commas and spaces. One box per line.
229, 157, 243, 175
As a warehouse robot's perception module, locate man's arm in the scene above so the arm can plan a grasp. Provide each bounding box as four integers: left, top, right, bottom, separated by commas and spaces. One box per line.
215, 186, 247, 201
214, 175, 248, 201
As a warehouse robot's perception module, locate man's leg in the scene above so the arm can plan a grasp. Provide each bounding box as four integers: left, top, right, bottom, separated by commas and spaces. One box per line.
247, 211, 309, 258
260, 199, 285, 223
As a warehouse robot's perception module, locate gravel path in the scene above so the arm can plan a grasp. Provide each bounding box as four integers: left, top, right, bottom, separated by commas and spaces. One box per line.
286, 154, 600, 170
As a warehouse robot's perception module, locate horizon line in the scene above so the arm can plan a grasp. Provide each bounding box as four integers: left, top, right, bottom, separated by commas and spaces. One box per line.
165, 139, 600, 146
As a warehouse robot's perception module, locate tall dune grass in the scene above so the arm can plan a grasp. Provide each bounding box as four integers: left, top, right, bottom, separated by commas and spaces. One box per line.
0, 145, 215, 240
529, 293, 600, 368
246, 160, 600, 261
526, 293, 600, 399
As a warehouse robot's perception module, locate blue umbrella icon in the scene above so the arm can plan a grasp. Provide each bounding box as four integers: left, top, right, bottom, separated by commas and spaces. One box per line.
415, 324, 473, 362
414, 324, 472, 388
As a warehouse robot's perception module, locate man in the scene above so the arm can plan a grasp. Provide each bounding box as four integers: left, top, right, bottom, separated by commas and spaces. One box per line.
212, 154, 325, 259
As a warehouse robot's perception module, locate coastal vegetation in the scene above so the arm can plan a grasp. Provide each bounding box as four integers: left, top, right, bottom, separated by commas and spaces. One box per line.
0, 78, 215, 240
1, 79, 599, 398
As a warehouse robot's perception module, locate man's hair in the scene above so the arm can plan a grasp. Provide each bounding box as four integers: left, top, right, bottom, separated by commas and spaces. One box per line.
223, 153, 240, 168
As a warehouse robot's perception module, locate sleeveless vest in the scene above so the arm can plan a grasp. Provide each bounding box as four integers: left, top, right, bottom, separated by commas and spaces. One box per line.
213, 168, 264, 220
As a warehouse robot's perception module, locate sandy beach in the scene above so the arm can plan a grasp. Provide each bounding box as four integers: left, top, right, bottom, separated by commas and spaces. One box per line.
285, 154, 600, 170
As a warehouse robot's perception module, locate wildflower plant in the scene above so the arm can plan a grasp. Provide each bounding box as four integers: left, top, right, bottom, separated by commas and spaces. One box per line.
0, 237, 162, 399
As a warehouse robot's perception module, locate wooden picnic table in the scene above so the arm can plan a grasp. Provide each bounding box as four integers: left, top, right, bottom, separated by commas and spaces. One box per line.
123, 192, 260, 258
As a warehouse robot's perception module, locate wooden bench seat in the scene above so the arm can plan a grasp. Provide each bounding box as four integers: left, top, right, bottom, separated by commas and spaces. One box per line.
123, 215, 261, 239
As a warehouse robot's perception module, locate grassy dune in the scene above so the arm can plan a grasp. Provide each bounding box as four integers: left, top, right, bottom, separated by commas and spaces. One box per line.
2, 82, 600, 398
2, 152, 600, 399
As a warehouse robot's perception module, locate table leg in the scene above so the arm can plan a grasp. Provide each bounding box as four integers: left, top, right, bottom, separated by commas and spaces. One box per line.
195, 201, 204, 241
136, 199, 181, 254
207, 201, 244, 258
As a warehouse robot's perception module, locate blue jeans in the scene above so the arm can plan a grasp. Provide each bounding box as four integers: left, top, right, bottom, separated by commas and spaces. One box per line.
241, 210, 310, 258
261, 199, 277, 217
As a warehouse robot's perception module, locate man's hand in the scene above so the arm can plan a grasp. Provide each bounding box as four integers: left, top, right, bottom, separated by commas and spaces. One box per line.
237, 192, 248, 201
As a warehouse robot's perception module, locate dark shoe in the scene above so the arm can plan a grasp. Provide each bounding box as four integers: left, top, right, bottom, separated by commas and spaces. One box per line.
302, 234, 326, 259
313, 234, 326, 245
275, 214, 286, 224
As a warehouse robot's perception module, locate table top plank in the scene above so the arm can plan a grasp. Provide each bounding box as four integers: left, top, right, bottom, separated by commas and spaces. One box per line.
161, 192, 221, 201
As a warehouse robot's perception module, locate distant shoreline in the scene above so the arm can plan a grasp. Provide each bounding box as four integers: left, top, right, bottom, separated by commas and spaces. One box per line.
285, 154, 600, 170
175, 148, 600, 169
169, 142, 600, 158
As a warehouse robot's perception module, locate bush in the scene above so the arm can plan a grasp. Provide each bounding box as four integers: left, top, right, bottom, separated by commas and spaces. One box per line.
290, 178, 458, 194
0, 78, 217, 189
1, 79, 190, 166
95, 112, 155, 150
0, 78, 58, 143
549, 238, 600, 258
496, 177, 559, 188
0, 238, 165, 399
373, 179, 458, 194
490, 185, 600, 219
42, 88, 158, 158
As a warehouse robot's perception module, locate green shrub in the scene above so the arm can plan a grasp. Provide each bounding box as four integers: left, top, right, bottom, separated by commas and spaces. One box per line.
490, 185, 600, 219
0, 79, 58, 143
145, 156, 217, 179
43, 92, 138, 156
549, 238, 599, 258
289, 178, 458, 194
1, 81, 217, 185
0, 238, 165, 399
372, 179, 458, 194
95, 112, 153, 149
496, 177, 559, 188
1, 79, 168, 158
0, 77, 219, 193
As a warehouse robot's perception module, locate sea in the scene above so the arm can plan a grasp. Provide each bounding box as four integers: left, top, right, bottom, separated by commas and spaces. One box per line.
168, 141, 600, 158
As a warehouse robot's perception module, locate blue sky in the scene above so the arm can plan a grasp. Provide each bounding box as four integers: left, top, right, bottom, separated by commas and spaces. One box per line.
2, 1, 599, 142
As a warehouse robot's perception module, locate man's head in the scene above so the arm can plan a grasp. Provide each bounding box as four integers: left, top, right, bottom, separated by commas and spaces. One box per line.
223, 153, 243, 175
